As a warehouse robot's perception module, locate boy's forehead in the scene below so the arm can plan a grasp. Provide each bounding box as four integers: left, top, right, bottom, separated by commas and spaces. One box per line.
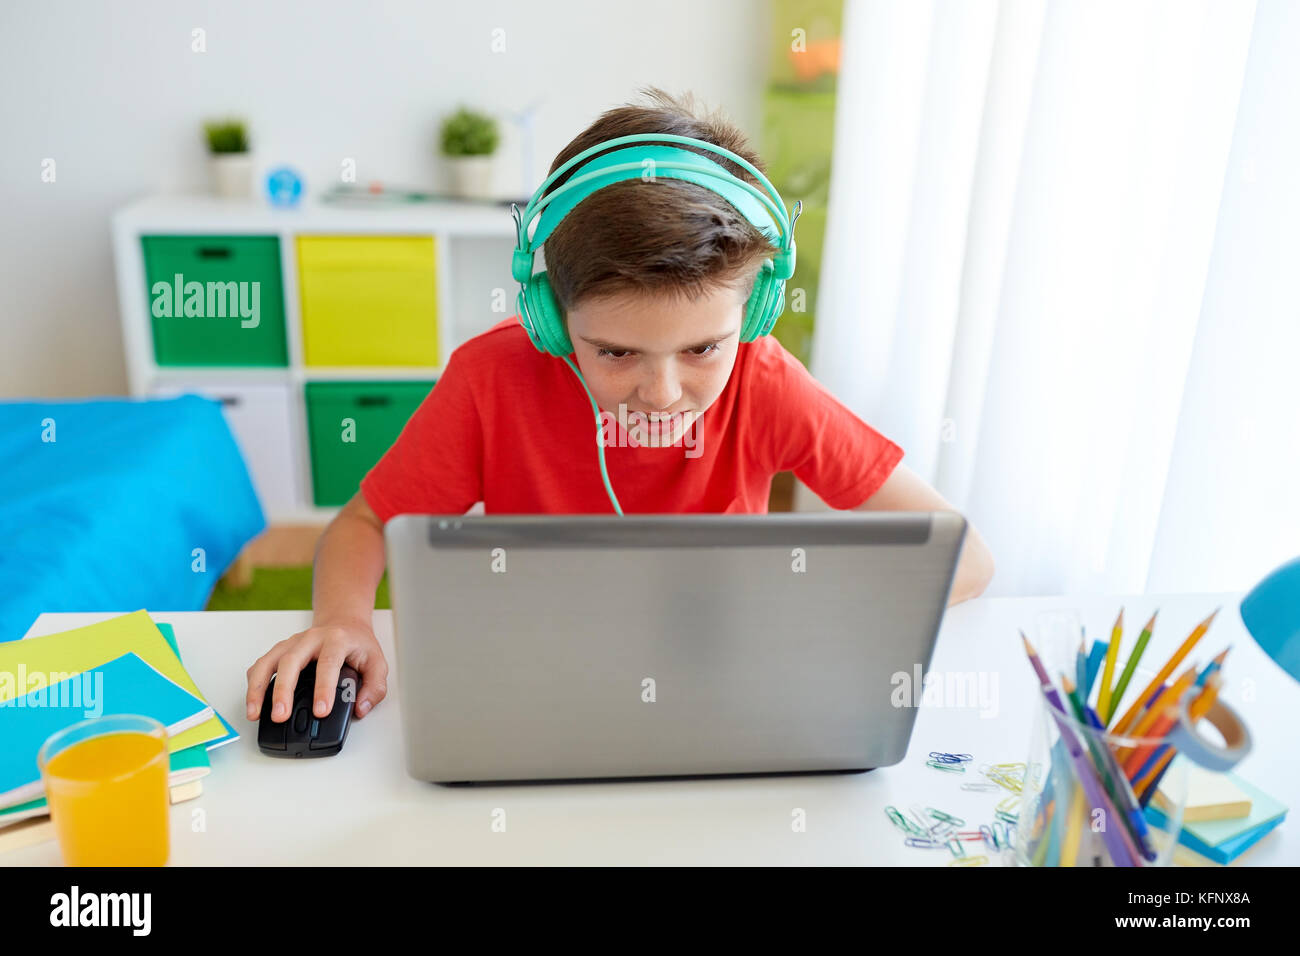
570, 286, 744, 347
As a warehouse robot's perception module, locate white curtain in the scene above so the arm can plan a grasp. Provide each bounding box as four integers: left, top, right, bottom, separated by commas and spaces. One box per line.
802, 0, 1300, 597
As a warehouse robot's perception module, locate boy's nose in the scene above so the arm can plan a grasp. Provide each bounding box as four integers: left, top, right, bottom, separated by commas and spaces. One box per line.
636, 371, 682, 411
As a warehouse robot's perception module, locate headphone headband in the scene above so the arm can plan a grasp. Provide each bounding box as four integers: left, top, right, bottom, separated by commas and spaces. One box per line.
511, 133, 799, 284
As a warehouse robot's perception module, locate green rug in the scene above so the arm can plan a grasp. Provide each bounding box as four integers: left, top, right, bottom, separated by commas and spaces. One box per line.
206, 566, 390, 611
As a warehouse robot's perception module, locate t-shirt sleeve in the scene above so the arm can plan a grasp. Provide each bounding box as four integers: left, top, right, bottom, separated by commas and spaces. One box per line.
359, 348, 484, 523
753, 337, 904, 509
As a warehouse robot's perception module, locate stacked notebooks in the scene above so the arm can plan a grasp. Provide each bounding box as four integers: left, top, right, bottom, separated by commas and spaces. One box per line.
0, 610, 237, 853
1144, 757, 1289, 865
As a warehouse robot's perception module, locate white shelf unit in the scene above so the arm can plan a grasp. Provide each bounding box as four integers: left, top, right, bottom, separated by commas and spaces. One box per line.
111, 194, 518, 524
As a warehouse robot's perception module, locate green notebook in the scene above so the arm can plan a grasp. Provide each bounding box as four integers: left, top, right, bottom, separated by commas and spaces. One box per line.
0, 621, 211, 827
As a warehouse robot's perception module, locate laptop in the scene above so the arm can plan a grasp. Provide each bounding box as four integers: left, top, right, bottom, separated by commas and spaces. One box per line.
384, 512, 966, 784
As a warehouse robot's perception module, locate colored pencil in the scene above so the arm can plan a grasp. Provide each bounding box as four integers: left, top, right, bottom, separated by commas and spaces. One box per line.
1083, 638, 1108, 701
1111, 608, 1219, 736
1106, 609, 1158, 726
1076, 637, 1088, 706
1117, 665, 1198, 764
1096, 609, 1124, 727
1061, 782, 1086, 867
1133, 676, 1222, 798
1064, 676, 1157, 858
1021, 631, 1142, 866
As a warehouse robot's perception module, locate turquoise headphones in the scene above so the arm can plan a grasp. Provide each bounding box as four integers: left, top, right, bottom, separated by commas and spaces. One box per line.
508, 132, 802, 514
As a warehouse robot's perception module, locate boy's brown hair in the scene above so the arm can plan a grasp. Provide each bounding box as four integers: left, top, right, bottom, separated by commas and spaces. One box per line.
541, 87, 780, 314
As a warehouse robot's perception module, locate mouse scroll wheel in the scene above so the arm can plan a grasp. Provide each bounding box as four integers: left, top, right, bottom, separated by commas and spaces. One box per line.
293, 706, 310, 734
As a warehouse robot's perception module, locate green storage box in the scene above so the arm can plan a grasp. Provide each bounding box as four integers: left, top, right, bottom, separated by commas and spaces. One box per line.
305, 380, 435, 506
143, 235, 288, 366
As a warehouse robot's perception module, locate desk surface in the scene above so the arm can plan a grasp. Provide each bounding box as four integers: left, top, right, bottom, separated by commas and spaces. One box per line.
7, 594, 1295, 866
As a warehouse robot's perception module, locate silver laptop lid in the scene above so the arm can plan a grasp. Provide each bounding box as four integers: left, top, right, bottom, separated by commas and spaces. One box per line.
386, 512, 966, 783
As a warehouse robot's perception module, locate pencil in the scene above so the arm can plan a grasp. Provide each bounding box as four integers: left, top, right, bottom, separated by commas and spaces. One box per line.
1133, 676, 1222, 796
1061, 782, 1086, 867
1105, 609, 1158, 726
1076, 637, 1088, 705
1096, 609, 1124, 727
1020, 631, 1142, 866
1114, 665, 1193, 766
1124, 665, 1198, 747
1064, 676, 1157, 858
1111, 608, 1219, 736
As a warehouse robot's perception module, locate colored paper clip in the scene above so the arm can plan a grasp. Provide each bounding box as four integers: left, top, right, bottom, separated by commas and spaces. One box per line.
928, 808, 965, 826
979, 824, 997, 850
949, 855, 990, 866
928, 752, 973, 764
979, 762, 1026, 793
947, 837, 966, 858
997, 821, 1016, 850
926, 759, 966, 773
885, 806, 924, 836
904, 836, 947, 849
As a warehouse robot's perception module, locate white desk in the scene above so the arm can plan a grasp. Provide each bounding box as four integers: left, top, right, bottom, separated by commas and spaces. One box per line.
7, 594, 1296, 865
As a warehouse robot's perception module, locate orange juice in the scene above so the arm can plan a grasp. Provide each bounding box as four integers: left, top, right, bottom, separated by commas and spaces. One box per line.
42, 729, 169, 866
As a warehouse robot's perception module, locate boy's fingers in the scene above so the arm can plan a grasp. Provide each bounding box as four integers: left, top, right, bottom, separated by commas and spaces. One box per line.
354, 649, 390, 718
271, 642, 320, 723
313, 651, 345, 718
245, 639, 291, 720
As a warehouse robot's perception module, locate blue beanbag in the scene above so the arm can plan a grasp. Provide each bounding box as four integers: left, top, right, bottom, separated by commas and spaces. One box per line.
0, 395, 266, 640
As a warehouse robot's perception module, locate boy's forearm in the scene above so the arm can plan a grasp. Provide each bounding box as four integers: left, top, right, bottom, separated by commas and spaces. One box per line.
946, 523, 995, 607
311, 513, 387, 628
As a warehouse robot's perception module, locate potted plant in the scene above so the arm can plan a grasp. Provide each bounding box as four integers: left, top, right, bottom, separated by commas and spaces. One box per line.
203, 119, 253, 199
440, 107, 500, 200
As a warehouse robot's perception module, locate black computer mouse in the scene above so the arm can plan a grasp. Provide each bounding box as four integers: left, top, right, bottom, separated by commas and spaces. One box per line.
257, 661, 358, 758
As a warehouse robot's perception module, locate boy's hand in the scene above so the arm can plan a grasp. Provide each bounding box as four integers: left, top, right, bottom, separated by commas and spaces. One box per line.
245, 622, 389, 724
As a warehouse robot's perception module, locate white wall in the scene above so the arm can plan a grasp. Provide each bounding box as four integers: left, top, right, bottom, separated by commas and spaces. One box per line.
0, 0, 769, 399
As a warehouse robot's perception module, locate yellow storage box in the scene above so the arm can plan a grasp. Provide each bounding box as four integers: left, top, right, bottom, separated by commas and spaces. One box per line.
298, 236, 439, 366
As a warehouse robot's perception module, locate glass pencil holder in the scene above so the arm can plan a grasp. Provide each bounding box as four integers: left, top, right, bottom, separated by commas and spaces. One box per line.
1016, 672, 1188, 867
1016, 609, 1253, 867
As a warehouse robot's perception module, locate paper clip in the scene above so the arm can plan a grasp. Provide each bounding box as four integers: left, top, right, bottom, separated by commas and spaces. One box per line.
993, 822, 1013, 853
980, 762, 1026, 794
926, 759, 966, 773
949, 855, 989, 866
885, 806, 923, 836
928, 752, 973, 764
979, 824, 997, 850
960, 781, 1001, 792
904, 836, 947, 849
947, 837, 966, 858
928, 808, 965, 826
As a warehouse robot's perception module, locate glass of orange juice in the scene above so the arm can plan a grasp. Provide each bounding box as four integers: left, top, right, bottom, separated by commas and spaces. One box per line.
37, 714, 170, 866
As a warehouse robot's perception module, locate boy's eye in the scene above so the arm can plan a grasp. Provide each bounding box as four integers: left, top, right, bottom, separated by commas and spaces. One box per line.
594, 343, 719, 359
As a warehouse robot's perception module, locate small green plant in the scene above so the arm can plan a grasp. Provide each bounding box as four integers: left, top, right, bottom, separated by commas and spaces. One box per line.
203, 119, 249, 154
440, 107, 499, 157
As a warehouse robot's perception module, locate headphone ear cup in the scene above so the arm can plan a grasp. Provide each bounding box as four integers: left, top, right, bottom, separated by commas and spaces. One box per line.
741, 261, 779, 342
758, 278, 785, 337
524, 272, 573, 356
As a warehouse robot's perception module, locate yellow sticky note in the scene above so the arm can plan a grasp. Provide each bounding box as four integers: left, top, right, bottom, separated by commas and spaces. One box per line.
0, 610, 226, 752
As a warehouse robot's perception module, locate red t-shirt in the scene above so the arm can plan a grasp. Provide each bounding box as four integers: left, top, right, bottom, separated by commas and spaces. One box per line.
360, 316, 904, 520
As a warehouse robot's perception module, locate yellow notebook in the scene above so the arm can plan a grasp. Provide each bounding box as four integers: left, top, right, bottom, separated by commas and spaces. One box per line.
1154, 763, 1252, 822
0, 610, 226, 752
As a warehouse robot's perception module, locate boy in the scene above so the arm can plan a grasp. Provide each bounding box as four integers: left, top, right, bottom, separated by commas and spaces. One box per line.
245, 88, 994, 728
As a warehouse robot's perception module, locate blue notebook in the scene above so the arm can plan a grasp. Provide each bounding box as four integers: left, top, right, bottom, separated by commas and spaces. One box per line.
1144, 771, 1288, 864
0, 651, 212, 806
